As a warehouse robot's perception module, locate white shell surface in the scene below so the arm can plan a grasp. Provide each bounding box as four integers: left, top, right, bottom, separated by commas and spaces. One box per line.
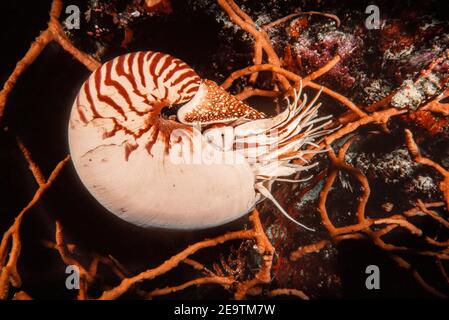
68, 53, 257, 230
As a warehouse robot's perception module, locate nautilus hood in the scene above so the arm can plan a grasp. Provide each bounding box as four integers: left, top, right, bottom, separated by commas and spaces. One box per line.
69, 51, 330, 230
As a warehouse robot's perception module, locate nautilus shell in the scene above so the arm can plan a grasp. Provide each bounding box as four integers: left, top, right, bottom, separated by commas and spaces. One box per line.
68, 51, 331, 230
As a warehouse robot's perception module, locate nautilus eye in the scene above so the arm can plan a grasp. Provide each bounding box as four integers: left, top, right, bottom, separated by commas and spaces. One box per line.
68, 51, 331, 230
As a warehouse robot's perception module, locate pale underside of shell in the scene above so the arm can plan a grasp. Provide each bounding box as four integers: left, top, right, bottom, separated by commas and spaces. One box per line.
68, 51, 331, 230
69, 126, 256, 229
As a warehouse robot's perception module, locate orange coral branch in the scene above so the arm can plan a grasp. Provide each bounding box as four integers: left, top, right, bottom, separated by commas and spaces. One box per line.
236, 87, 280, 100
234, 209, 275, 299
0, 0, 100, 122
0, 155, 69, 299
269, 288, 309, 300
390, 254, 447, 298
303, 56, 341, 83
324, 108, 406, 146
218, 0, 290, 90
147, 276, 235, 299
12, 291, 32, 300
54, 221, 92, 299
306, 81, 367, 117
98, 227, 254, 299
416, 200, 449, 229
290, 240, 329, 261
48, 22, 100, 72
405, 129, 449, 211
16, 138, 45, 186
263, 11, 340, 31
221, 63, 301, 90
0, 29, 53, 120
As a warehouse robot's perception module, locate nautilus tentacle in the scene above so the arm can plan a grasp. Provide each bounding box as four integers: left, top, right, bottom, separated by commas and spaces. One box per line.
68, 51, 331, 230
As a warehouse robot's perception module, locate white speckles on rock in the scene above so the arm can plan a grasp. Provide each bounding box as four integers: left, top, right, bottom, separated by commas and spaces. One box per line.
254, 13, 271, 27
391, 80, 425, 109
355, 148, 414, 184
391, 72, 442, 110
383, 45, 415, 61
413, 175, 435, 193
363, 79, 392, 103
265, 224, 287, 242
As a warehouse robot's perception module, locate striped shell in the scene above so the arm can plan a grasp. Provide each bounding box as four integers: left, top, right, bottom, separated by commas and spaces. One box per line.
69, 51, 331, 230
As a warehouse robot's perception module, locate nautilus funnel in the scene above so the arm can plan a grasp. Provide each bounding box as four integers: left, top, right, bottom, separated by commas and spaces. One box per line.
69, 51, 331, 231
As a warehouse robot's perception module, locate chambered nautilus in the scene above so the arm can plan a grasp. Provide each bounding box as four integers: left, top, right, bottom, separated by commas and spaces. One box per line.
68, 51, 332, 230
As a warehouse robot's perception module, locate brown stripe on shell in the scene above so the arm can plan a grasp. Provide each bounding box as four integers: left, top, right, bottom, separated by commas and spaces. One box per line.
178, 78, 200, 95
163, 60, 185, 82
75, 95, 89, 124
75, 52, 201, 162
157, 55, 175, 77
94, 66, 128, 120
148, 52, 164, 81
83, 79, 101, 119
104, 60, 139, 115
137, 52, 147, 88
171, 69, 198, 87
